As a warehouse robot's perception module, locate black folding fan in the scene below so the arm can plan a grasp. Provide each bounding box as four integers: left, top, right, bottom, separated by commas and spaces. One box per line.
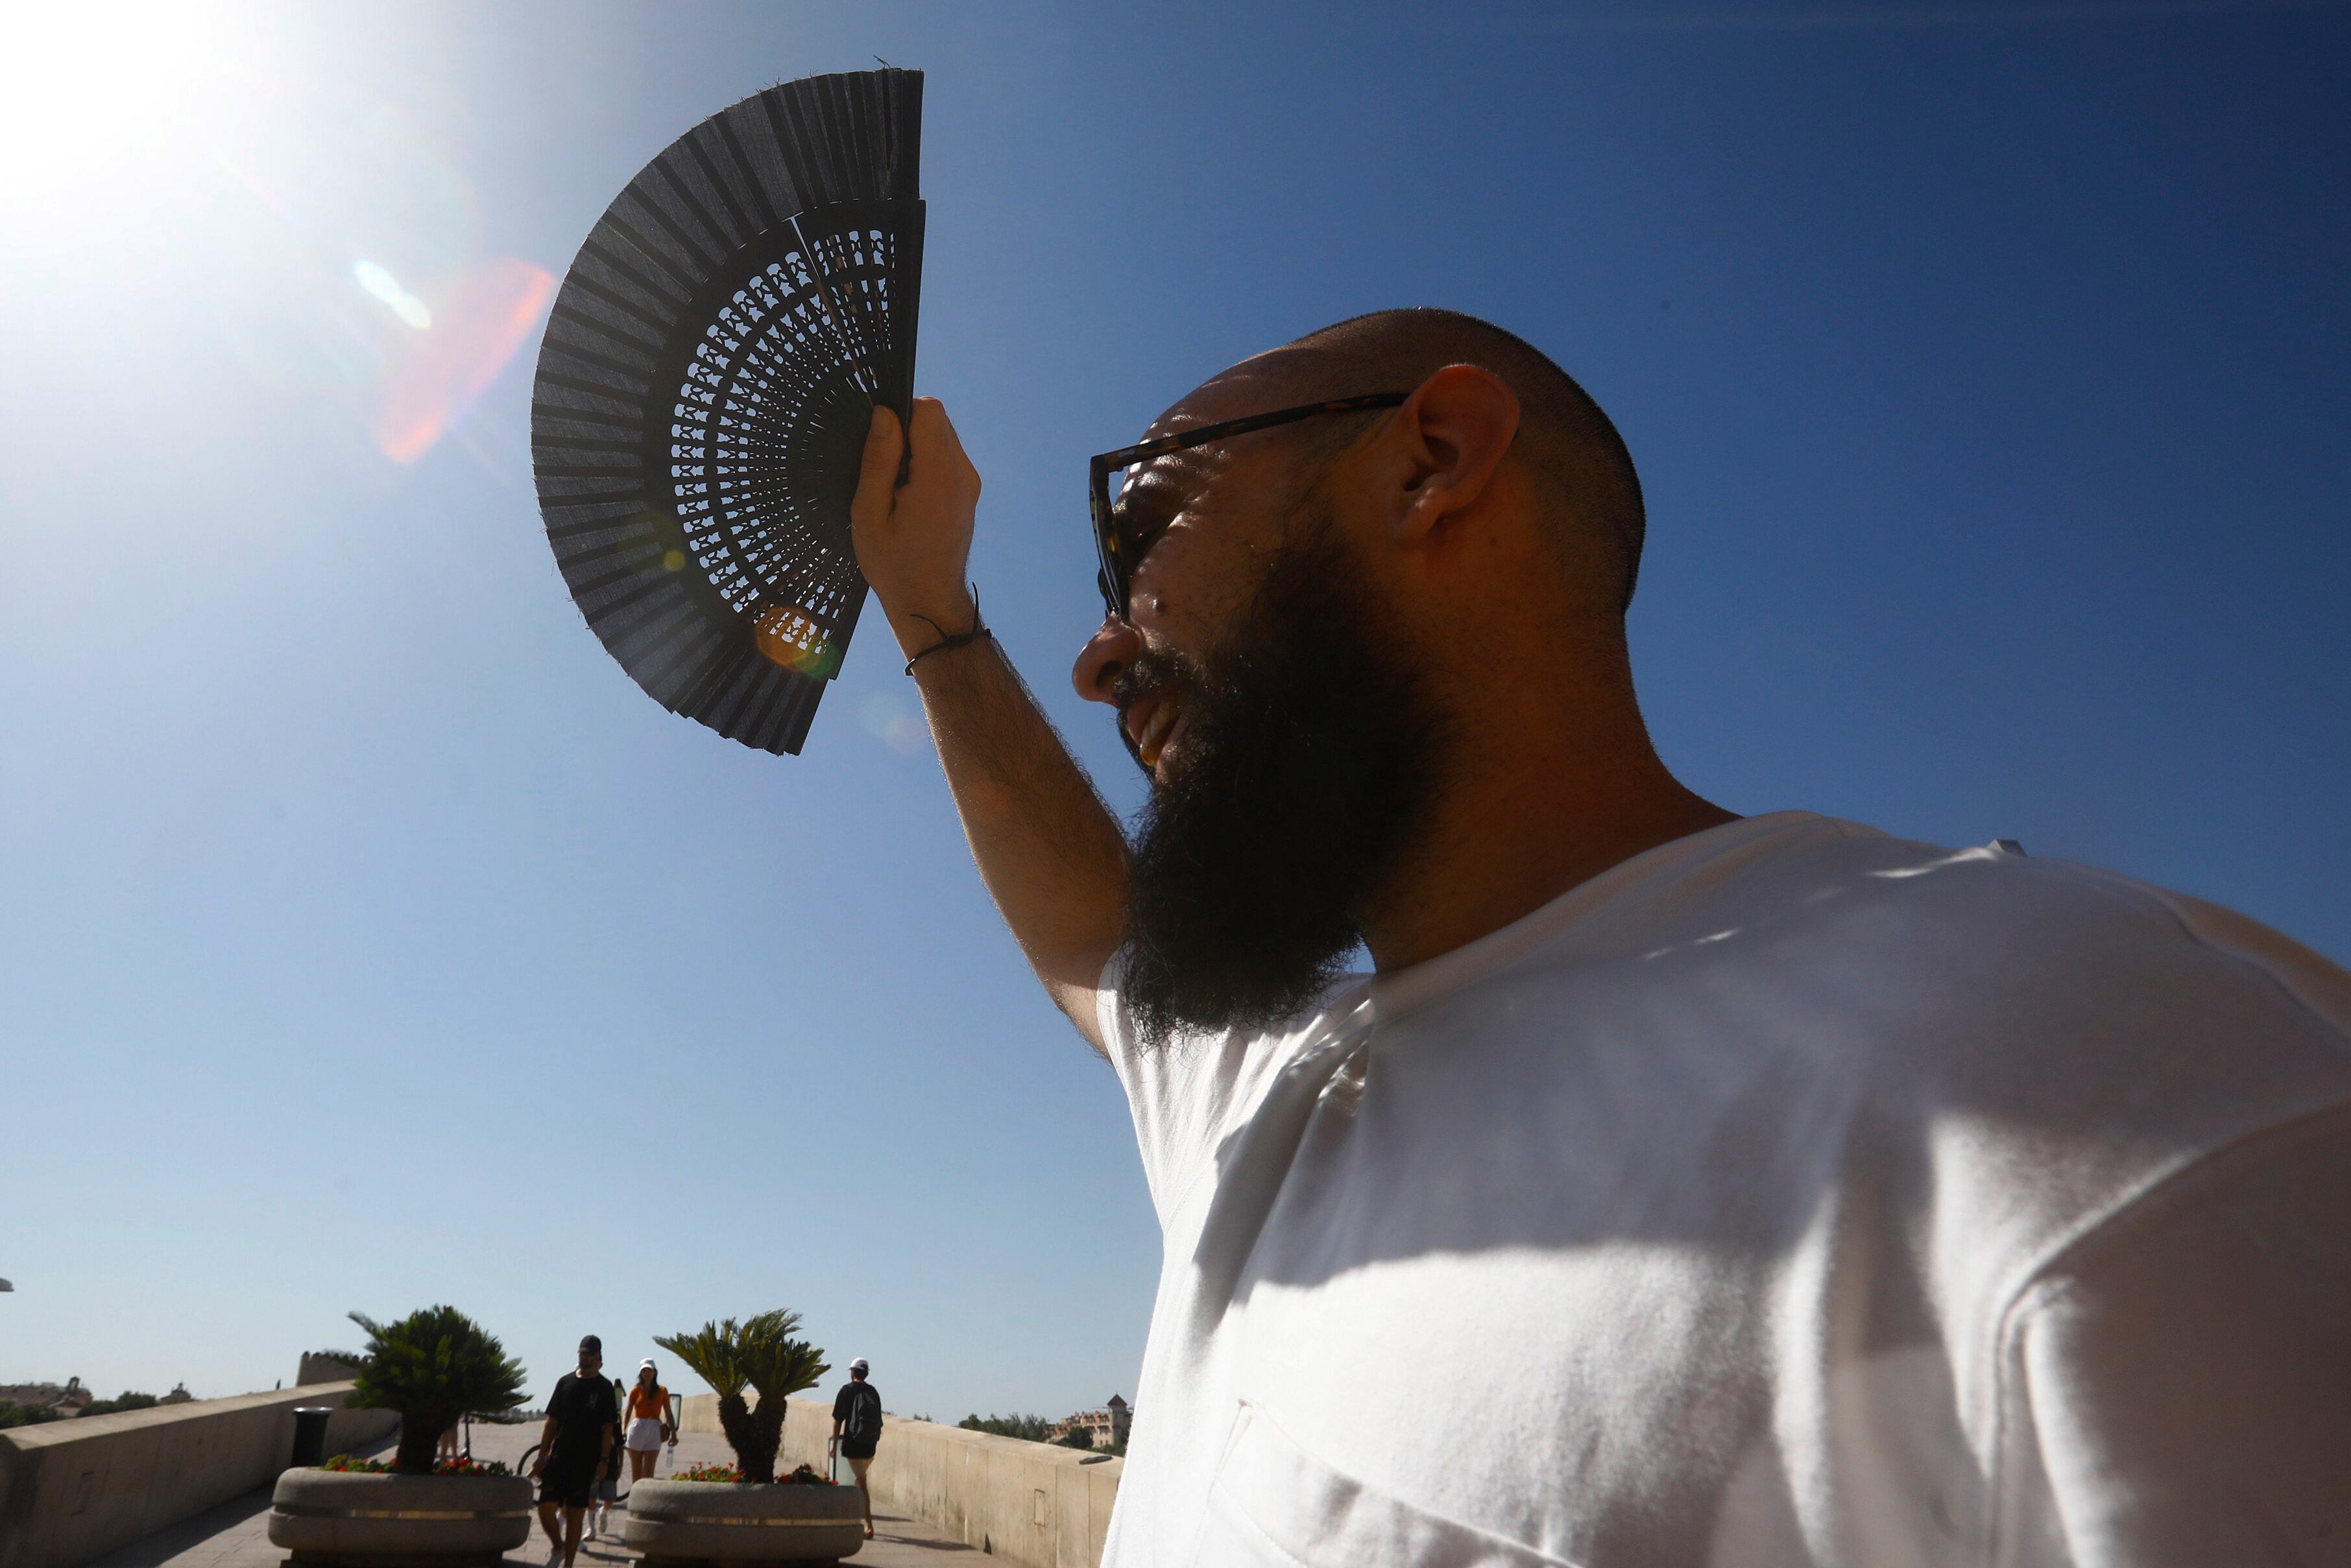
531, 68, 924, 754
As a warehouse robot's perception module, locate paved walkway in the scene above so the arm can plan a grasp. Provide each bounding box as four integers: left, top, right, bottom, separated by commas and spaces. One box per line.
86, 1417, 972, 1568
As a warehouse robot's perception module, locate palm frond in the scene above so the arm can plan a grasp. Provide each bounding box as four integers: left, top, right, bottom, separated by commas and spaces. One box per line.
343, 1306, 528, 1418
654, 1310, 828, 1403
738, 1309, 830, 1402
653, 1320, 749, 1399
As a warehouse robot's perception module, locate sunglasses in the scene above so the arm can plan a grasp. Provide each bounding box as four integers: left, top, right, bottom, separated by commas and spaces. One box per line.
1087, 392, 1408, 621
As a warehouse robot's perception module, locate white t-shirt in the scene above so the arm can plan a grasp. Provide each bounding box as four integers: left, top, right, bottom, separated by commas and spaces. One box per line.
1094, 812, 2351, 1568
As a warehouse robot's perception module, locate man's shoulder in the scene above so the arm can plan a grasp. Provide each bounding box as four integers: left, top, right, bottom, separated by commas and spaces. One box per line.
1710, 828, 2351, 1287
1801, 828, 2351, 1037
1558, 814, 2351, 1044
1443, 817, 2351, 1228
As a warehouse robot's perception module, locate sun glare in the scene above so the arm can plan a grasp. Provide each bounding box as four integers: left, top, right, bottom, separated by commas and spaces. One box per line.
0, 3, 228, 204
3, 4, 560, 468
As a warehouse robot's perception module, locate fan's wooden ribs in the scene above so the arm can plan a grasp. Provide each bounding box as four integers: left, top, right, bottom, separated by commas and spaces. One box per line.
531, 69, 925, 755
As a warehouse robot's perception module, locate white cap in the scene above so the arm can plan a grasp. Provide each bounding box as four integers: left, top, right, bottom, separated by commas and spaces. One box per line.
849, 1357, 869, 1373
640, 1358, 657, 1371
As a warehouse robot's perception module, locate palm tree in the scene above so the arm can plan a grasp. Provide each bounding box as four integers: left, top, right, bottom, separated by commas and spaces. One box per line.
344, 1307, 527, 1474
654, 1310, 828, 1483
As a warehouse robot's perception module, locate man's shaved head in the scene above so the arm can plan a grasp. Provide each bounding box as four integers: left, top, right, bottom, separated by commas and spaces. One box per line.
1236, 308, 1646, 613
1076, 309, 1685, 1041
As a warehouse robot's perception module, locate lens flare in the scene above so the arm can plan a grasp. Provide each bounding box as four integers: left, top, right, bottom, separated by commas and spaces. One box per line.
373, 257, 555, 464
353, 261, 431, 329
859, 692, 928, 756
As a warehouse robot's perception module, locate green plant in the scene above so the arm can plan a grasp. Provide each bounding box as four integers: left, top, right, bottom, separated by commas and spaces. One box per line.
673, 1461, 743, 1483
0, 1403, 64, 1429
671, 1461, 833, 1486
958, 1412, 1052, 1441
653, 1309, 828, 1484
343, 1307, 529, 1475
1055, 1427, 1093, 1450
79, 1392, 159, 1417
319, 1453, 511, 1477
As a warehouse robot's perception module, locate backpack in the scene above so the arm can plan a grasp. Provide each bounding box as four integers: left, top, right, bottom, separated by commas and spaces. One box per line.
843, 1382, 882, 1443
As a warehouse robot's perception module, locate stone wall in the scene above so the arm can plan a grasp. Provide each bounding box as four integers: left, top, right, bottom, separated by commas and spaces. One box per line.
294, 1355, 363, 1387
677, 1393, 1122, 1568
0, 1381, 397, 1568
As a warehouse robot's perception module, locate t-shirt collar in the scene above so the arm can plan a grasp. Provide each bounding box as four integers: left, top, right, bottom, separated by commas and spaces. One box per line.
1354, 812, 1822, 1031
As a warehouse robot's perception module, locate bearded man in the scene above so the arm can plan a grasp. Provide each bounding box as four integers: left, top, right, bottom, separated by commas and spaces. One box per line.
847, 309, 2351, 1567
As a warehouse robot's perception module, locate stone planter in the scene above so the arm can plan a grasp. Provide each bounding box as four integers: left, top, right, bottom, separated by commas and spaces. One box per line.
267, 1469, 535, 1567
623, 1477, 864, 1563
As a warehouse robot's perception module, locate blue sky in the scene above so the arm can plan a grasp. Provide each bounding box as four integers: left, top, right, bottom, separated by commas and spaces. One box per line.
3, 0, 2344, 1421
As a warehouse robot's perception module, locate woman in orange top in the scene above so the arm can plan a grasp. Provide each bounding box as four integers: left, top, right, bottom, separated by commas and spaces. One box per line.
623, 1360, 673, 1481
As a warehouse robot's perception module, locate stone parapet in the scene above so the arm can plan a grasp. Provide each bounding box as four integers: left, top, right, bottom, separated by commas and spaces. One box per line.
295, 1356, 364, 1388
676, 1394, 1121, 1568
0, 1381, 398, 1568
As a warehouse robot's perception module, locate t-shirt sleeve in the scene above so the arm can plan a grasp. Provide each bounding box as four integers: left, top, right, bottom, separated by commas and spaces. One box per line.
1095, 953, 1372, 1229
832, 1385, 852, 1422
1994, 1104, 2351, 1565
1094, 950, 1262, 1226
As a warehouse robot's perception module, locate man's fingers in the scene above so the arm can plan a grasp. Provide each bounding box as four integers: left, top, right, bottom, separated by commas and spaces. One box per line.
906, 396, 948, 449
906, 397, 981, 501
851, 405, 904, 531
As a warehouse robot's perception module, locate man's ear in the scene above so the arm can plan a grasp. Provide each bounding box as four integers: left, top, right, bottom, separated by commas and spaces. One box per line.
1391, 364, 1520, 545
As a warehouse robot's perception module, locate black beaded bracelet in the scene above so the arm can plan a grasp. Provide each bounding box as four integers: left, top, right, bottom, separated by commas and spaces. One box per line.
903, 592, 991, 676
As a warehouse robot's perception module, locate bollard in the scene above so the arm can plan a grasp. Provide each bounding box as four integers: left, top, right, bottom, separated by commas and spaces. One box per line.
290, 1406, 334, 1469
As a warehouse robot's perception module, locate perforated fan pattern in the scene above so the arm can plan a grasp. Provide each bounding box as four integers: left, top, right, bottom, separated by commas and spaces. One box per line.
531, 69, 924, 754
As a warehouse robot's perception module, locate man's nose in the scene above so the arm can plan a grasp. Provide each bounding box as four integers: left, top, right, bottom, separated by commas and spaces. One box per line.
1072, 614, 1142, 705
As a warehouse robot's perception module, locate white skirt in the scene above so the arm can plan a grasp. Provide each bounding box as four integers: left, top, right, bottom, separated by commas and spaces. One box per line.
625, 1417, 665, 1452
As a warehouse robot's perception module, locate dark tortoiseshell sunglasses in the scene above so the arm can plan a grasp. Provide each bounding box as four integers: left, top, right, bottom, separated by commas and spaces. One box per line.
1087, 392, 1409, 621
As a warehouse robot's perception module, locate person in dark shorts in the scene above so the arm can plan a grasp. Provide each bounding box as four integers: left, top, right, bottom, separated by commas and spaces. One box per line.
829, 1358, 883, 1539
532, 1336, 618, 1567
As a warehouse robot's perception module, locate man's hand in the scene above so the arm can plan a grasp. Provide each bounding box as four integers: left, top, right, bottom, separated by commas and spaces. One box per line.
852, 400, 982, 657
529, 1451, 547, 1477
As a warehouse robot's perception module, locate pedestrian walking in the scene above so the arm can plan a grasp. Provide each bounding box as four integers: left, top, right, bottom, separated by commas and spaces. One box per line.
828, 1358, 882, 1540
530, 1336, 618, 1568
623, 1358, 674, 1482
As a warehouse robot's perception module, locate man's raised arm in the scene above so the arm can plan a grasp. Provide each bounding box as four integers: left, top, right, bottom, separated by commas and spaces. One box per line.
849, 401, 1129, 1046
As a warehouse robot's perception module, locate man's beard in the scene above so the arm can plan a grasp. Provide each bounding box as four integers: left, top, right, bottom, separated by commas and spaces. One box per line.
1118, 513, 1446, 1049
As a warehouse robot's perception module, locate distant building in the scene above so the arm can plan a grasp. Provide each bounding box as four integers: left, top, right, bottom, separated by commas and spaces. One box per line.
1044, 1394, 1129, 1449
0, 1378, 90, 1413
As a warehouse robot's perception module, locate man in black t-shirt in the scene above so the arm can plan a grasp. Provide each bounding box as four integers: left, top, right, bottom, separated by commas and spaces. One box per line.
533, 1336, 619, 1567
829, 1358, 883, 1540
